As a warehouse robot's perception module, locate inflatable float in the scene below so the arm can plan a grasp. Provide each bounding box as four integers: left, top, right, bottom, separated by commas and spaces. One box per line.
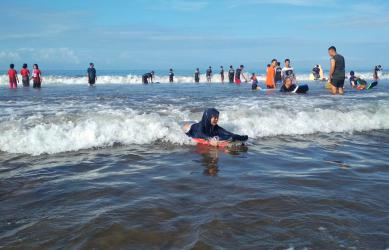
192, 138, 246, 149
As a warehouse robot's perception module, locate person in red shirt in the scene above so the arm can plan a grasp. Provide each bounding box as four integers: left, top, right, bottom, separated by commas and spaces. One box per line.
20, 63, 30, 87
8, 64, 19, 89
32, 64, 42, 88
266, 59, 277, 89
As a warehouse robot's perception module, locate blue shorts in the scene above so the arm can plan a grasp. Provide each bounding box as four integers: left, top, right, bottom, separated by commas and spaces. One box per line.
331, 79, 345, 88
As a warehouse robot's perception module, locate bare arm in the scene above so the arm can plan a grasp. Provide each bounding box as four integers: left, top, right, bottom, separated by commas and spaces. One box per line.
242, 70, 248, 82
328, 59, 335, 82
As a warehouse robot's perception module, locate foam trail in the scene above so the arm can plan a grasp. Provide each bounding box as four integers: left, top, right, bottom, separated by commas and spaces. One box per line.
1, 103, 388, 155
0, 71, 387, 85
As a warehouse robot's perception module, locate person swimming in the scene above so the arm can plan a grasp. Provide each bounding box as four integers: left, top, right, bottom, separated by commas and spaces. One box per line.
185, 108, 248, 146
142, 71, 154, 84
280, 77, 297, 92
349, 71, 367, 89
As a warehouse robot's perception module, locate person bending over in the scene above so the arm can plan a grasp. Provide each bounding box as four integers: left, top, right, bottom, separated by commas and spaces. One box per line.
142, 71, 155, 84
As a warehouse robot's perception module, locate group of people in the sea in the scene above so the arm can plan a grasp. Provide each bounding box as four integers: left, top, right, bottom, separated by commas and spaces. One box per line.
6, 63, 42, 89
5, 46, 382, 96
139, 46, 382, 95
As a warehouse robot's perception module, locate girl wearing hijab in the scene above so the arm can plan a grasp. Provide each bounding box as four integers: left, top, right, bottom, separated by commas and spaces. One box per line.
184, 108, 248, 147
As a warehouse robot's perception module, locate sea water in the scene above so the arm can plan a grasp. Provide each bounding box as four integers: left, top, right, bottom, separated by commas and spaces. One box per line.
0, 72, 388, 249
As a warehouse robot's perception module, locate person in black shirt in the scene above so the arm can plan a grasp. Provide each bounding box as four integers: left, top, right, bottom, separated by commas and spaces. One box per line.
312, 65, 320, 80
280, 77, 297, 92
142, 71, 154, 84
228, 65, 234, 83
206, 66, 212, 83
328, 46, 345, 95
220, 66, 224, 83
194, 68, 200, 83
235, 65, 247, 84
169, 68, 174, 83
275, 61, 282, 85
87, 63, 97, 86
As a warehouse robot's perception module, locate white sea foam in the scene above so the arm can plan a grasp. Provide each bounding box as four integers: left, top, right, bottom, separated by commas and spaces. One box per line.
0, 71, 386, 85
0, 102, 388, 155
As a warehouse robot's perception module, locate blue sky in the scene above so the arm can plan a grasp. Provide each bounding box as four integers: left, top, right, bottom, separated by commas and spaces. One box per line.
1, 0, 388, 71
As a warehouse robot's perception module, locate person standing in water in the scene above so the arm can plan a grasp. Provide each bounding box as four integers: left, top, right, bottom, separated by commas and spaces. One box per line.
251, 73, 260, 90
142, 71, 154, 84
206, 66, 212, 83
194, 68, 200, 83
328, 46, 345, 95
220, 66, 225, 83
87, 63, 97, 86
281, 59, 295, 82
373, 65, 382, 81
8, 64, 19, 89
20, 64, 30, 87
266, 59, 277, 89
312, 65, 320, 80
32, 64, 42, 88
275, 61, 282, 85
169, 68, 174, 83
235, 65, 247, 84
228, 65, 234, 83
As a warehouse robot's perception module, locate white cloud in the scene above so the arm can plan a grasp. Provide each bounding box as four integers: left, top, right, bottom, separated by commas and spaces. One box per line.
146, 0, 209, 11
230, 0, 337, 7
0, 48, 80, 64
0, 51, 21, 61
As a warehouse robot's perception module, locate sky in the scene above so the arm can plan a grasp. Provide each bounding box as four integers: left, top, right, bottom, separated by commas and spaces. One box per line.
1, 0, 388, 71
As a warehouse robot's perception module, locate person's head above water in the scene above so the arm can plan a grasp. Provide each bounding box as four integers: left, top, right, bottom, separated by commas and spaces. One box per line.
283, 77, 293, 88
170, 68, 173, 71
328, 46, 337, 57
199, 108, 220, 135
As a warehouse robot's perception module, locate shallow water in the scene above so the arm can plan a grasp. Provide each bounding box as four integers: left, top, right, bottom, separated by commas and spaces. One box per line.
1, 81, 389, 249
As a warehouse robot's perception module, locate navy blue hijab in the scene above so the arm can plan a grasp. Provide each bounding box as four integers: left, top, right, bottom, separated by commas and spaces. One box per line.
186, 108, 248, 141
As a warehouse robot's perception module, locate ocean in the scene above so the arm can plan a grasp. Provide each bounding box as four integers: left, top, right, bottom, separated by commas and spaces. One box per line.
0, 70, 388, 249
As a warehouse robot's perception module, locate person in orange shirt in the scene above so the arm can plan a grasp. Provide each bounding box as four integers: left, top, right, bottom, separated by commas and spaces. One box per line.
266, 59, 277, 89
